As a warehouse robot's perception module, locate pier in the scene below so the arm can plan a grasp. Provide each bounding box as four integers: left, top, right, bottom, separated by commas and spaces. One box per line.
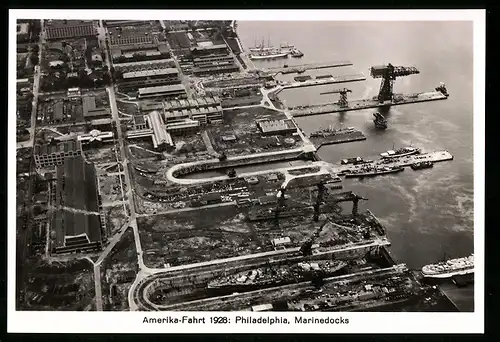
277, 73, 366, 93
291, 91, 448, 117
330, 150, 454, 175
309, 130, 367, 149
266, 60, 353, 75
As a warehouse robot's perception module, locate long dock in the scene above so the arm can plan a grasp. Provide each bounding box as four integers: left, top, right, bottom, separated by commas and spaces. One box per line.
330, 150, 453, 175
290, 91, 448, 117
309, 130, 367, 149
277, 73, 366, 92
267, 60, 353, 75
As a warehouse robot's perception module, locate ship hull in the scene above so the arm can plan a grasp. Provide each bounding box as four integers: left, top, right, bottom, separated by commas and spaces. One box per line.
250, 52, 289, 60
421, 268, 474, 279
208, 265, 347, 290
381, 150, 420, 159
345, 167, 404, 178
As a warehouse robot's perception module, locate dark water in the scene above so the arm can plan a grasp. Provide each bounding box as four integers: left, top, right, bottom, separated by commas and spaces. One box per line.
237, 21, 474, 271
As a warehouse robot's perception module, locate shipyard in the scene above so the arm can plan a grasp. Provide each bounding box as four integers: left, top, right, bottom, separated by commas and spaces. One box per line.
14, 16, 475, 318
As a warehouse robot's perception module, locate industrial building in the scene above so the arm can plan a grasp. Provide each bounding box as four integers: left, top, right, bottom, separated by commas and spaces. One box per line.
110, 42, 171, 63
51, 156, 103, 254
45, 20, 96, 40
257, 119, 298, 136
165, 119, 200, 135
34, 140, 82, 169
112, 59, 176, 72
138, 84, 187, 99
133, 115, 148, 130
190, 44, 229, 56
77, 129, 114, 145
163, 96, 223, 125
189, 42, 239, 76
104, 20, 148, 28
118, 68, 180, 92
82, 96, 111, 120
146, 111, 173, 150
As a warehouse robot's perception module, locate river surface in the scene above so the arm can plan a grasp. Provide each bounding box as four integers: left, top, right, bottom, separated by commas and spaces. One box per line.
236, 21, 474, 275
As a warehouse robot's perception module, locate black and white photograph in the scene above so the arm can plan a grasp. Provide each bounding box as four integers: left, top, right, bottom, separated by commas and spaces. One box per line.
9, 10, 484, 333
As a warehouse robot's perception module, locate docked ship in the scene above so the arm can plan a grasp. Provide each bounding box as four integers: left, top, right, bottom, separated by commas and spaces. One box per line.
380, 146, 421, 159
249, 38, 291, 60
344, 166, 404, 178
373, 112, 388, 129
310, 125, 357, 138
208, 260, 348, 290
249, 41, 294, 53
340, 157, 372, 165
421, 254, 474, 278
411, 161, 433, 170
249, 49, 289, 60
290, 48, 304, 58
435, 82, 449, 97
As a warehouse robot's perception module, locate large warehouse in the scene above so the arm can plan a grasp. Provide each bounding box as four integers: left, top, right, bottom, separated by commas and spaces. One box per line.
51, 156, 104, 254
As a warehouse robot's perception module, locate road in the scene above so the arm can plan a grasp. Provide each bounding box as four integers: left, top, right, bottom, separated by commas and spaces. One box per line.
17, 20, 45, 150
136, 200, 236, 218
92, 20, 145, 310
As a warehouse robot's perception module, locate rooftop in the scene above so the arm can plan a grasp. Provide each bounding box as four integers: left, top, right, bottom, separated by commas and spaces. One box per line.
53, 156, 101, 247
138, 84, 186, 96
82, 96, 111, 117
122, 68, 179, 79
34, 140, 82, 156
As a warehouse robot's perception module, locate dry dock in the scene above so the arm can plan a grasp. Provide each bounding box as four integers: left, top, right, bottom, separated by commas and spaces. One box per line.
290, 91, 448, 117
331, 150, 453, 175
267, 60, 353, 75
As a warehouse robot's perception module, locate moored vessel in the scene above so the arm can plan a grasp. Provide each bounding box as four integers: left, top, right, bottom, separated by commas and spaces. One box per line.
208, 260, 348, 290
310, 125, 356, 138
421, 254, 474, 278
380, 146, 420, 159
290, 48, 304, 58
410, 161, 434, 170
340, 157, 372, 165
344, 166, 404, 178
373, 112, 388, 129
249, 49, 289, 60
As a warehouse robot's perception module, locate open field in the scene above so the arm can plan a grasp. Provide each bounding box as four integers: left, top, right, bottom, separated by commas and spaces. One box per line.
206, 107, 301, 156
21, 259, 95, 311
100, 228, 139, 311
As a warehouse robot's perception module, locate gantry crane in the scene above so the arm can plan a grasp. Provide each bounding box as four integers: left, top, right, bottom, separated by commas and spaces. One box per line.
370, 64, 420, 103
299, 220, 329, 256
319, 88, 352, 108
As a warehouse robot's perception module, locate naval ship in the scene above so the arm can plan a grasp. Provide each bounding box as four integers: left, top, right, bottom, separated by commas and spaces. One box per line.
208, 260, 348, 290
421, 254, 474, 278
344, 165, 404, 178
310, 125, 357, 138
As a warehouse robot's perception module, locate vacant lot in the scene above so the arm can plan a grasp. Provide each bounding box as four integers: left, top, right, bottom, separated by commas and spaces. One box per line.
207, 107, 301, 156
21, 258, 95, 311
101, 228, 138, 311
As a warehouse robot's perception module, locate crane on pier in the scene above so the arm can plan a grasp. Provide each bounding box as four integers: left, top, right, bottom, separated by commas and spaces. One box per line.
370, 64, 420, 103
319, 88, 352, 108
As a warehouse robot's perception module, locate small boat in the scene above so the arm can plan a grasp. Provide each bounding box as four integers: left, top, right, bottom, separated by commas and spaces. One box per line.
373, 112, 388, 129
410, 161, 433, 170
290, 48, 304, 58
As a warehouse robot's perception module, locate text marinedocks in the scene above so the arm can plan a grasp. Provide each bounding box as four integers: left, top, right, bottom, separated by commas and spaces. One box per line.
143, 316, 350, 325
